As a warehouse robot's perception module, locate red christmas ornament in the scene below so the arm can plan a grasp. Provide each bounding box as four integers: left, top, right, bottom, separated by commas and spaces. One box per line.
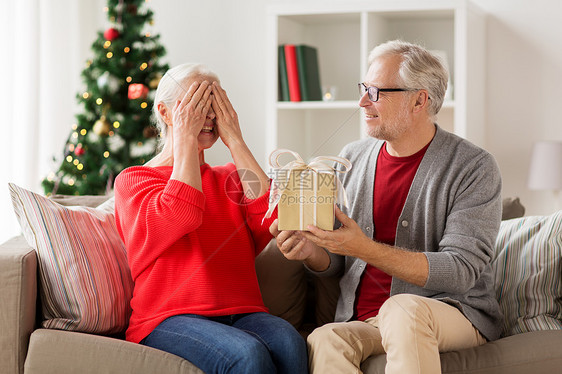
128, 83, 149, 100
104, 28, 120, 41
75, 144, 85, 156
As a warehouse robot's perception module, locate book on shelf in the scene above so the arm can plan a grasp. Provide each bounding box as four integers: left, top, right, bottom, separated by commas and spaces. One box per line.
278, 44, 323, 102
278, 45, 290, 101
284, 44, 301, 102
295, 45, 322, 101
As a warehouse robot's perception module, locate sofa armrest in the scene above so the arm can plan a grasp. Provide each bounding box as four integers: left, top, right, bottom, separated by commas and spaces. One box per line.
0, 235, 37, 374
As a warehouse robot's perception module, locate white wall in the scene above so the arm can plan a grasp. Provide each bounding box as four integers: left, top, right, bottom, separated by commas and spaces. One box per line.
472, 0, 562, 215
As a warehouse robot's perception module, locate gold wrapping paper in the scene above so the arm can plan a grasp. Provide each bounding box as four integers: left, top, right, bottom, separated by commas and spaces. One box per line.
278, 168, 336, 231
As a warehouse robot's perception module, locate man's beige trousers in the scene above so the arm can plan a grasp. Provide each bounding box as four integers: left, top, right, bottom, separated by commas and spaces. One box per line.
308, 294, 487, 374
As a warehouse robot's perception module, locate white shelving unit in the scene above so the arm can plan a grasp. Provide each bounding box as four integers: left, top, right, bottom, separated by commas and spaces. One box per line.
265, 0, 485, 163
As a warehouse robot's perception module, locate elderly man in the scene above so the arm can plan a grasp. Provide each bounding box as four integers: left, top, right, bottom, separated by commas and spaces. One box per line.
270, 40, 503, 373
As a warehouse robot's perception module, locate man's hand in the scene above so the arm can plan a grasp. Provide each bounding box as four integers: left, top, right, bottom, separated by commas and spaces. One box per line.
303, 206, 430, 287
302, 206, 372, 258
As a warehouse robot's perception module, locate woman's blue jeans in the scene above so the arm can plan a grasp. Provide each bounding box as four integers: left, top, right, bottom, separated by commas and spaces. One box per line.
141, 312, 308, 374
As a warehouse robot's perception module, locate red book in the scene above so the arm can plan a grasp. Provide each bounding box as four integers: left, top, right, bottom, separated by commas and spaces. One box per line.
284, 44, 301, 102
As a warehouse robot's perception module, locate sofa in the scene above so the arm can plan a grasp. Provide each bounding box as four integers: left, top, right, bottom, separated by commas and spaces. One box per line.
2, 189, 562, 374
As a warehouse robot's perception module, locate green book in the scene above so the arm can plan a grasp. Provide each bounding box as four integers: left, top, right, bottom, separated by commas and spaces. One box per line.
295, 45, 322, 101
278, 45, 290, 101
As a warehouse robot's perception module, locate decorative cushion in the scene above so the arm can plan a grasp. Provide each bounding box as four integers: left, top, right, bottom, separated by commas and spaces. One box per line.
50, 194, 112, 208
8, 183, 133, 334
501, 197, 526, 220
492, 210, 562, 336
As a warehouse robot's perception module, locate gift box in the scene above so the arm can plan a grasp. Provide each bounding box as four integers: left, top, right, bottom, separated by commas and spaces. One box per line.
265, 149, 351, 231
278, 167, 336, 230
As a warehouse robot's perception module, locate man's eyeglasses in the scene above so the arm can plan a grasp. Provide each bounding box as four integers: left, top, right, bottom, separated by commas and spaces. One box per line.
358, 82, 413, 102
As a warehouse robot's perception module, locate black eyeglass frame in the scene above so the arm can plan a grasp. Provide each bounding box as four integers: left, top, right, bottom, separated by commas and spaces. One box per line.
358, 82, 416, 102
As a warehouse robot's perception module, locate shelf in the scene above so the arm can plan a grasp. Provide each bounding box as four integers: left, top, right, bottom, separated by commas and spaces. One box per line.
266, 1, 485, 163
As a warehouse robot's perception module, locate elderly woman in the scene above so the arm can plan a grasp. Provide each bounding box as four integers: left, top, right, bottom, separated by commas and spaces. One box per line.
114, 63, 307, 374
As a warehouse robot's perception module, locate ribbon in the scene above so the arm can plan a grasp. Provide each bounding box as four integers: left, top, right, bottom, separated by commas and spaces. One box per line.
263, 149, 352, 224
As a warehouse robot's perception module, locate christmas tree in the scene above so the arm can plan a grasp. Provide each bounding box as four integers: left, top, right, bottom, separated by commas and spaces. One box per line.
42, 0, 169, 195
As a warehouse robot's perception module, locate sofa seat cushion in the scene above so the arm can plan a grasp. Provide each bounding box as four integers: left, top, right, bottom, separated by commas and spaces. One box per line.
361, 330, 562, 374
24, 329, 203, 374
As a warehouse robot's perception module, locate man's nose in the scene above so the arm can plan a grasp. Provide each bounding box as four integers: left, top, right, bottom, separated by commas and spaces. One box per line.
359, 92, 371, 107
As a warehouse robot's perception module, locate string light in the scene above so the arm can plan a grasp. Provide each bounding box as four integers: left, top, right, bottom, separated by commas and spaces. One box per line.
140, 62, 148, 71
104, 151, 110, 158
109, 131, 115, 136
77, 164, 84, 171
73, 159, 79, 166
103, 6, 108, 12
47, 172, 55, 181
68, 144, 75, 152
72, 132, 78, 139
140, 102, 148, 109
113, 121, 120, 128
124, 47, 130, 53
96, 98, 103, 105
66, 155, 73, 163
145, 32, 151, 37
126, 76, 132, 83
68, 178, 75, 186
104, 41, 111, 49
106, 52, 113, 58
83, 92, 90, 99
72, 124, 78, 130
80, 129, 87, 136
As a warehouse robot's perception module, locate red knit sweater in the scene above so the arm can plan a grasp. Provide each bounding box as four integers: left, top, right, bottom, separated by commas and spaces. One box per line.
114, 163, 276, 343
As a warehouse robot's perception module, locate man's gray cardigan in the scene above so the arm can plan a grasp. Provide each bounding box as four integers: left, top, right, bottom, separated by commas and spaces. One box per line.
319, 125, 504, 341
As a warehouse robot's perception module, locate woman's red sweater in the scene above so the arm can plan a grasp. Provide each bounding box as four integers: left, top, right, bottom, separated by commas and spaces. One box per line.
114, 163, 276, 343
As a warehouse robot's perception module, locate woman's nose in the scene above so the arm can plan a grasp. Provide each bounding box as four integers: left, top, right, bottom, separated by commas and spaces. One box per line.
207, 106, 216, 119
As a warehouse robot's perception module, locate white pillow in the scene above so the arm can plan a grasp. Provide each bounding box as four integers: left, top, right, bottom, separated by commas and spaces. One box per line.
493, 210, 562, 336
9, 183, 133, 334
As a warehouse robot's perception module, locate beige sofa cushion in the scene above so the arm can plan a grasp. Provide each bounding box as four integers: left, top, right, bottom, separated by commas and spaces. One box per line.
9, 183, 133, 334
362, 330, 562, 374
25, 329, 203, 374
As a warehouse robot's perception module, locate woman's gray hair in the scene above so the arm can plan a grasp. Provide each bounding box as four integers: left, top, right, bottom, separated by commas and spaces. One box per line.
368, 40, 448, 119
152, 63, 220, 138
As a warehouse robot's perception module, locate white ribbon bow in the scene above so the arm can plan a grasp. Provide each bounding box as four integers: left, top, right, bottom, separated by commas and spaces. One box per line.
264, 149, 352, 221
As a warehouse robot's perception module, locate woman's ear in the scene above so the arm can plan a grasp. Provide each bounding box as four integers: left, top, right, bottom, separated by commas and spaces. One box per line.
157, 103, 172, 127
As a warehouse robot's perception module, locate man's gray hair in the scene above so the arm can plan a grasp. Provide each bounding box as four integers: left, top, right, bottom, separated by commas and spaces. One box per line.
368, 40, 448, 119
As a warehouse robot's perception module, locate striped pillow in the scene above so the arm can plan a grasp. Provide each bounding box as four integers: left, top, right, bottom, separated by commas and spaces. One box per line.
493, 210, 562, 337
8, 183, 133, 334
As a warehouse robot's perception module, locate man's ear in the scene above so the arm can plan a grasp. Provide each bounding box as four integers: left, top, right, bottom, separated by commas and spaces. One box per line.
413, 90, 430, 113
